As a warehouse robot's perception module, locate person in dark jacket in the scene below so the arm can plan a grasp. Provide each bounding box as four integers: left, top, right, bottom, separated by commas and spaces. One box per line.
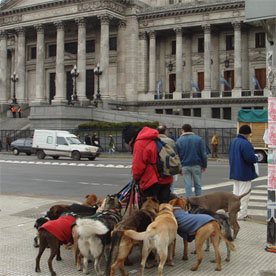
84, 133, 91, 145
122, 125, 172, 203
229, 125, 258, 220
175, 124, 207, 198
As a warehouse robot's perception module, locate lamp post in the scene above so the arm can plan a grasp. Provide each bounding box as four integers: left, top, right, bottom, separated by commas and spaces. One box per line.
93, 63, 102, 107
10, 72, 18, 104
70, 65, 79, 104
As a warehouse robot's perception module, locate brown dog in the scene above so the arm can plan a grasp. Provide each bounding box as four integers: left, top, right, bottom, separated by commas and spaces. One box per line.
187, 189, 251, 239
35, 214, 76, 276
169, 198, 235, 271
82, 194, 98, 207
107, 197, 160, 276
46, 204, 71, 220
124, 203, 177, 276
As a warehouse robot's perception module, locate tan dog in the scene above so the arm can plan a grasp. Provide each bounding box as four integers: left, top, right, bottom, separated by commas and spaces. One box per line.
169, 198, 235, 271
124, 203, 177, 276
107, 197, 160, 276
187, 189, 251, 239
82, 194, 98, 207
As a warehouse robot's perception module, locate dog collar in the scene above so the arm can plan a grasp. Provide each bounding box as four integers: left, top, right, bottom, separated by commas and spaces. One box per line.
173, 207, 182, 212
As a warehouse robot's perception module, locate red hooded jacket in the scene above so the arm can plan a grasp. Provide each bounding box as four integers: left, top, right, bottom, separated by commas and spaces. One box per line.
131, 127, 172, 192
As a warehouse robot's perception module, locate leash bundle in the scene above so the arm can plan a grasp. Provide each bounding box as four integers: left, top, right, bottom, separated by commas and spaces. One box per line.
117, 178, 142, 217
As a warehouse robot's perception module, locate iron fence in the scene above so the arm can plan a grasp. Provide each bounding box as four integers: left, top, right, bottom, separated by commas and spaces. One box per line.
0, 128, 236, 155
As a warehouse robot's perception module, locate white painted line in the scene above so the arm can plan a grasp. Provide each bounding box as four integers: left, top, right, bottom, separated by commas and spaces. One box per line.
250, 195, 267, 200
44, 162, 51, 165
116, 165, 125, 168
248, 202, 267, 207
106, 164, 115, 167
69, 163, 77, 166
257, 185, 268, 188
96, 164, 105, 167
77, 164, 86, 166
31, 179, 45, 181
248, 209, 267, 217
87, 164, 95, 167
47, 180, 65, 183
103, 183, 119, 186
60, 163, 68, 165
78, 182, 100, 186
252, 190, 267, 194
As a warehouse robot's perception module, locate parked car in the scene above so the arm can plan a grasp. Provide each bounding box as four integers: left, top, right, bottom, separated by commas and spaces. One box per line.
11, 138, 34, 156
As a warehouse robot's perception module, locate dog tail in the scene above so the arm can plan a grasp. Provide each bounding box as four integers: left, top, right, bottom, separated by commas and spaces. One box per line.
213, 221, 235, 251
106, 230, 124, 276
238, 188, 252, 200
124, 229, 154, 241
76, 218, 108, 238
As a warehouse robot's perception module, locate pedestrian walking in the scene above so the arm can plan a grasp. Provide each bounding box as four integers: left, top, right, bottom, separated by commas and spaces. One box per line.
11, 106, 16, 118
169, 131, 176, 141
6, 133, 12, 151
157, 125, 176, 192
84, 133, 91, 145
122, 125, 172, 203
18, 106, 22, 118
175, 124, 207, 198
91, 132, 104, 152
229, 124, 258, 220
211, 133, 218, 158
108, 135, 115, 154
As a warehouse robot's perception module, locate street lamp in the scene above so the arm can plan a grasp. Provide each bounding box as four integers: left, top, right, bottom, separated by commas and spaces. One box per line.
70, 65, 79, 104
10, 72, 18, 104
93, 63, 102, 107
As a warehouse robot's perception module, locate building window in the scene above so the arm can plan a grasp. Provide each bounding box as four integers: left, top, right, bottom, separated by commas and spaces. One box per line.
254, 106, 263, 109
223, 108, 231, 120
65, 42, 77, 54
48, 44, 56, 57
109, 37, 117, 51
165, 109, 173, 115
193, 108, 201, 117
29, 46, 36, 60
155, 109, 163, 114
183, 108, 191, 116
198, 37, 204, 53
212, 108, 220, 119
171, 40, 176, 55
226, 35, 234, 50
86, 40, 95, 53
242, 107, 251, 109
169, 0, 174, 4
255, 32, 265, 48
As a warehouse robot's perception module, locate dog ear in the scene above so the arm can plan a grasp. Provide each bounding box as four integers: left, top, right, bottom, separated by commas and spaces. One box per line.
85, 194, 89, 198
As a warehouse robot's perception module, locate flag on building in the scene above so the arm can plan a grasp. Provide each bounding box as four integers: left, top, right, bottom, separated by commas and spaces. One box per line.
220, 75, 231, 91
190, 77, 200, 92
156, 80, 162, 99
252, 75, 262, 90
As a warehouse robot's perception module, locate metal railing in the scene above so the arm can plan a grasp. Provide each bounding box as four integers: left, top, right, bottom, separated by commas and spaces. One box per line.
0, 128, 236, 155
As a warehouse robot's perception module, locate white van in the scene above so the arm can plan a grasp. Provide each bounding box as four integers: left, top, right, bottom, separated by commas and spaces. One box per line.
32, 129, 100, 161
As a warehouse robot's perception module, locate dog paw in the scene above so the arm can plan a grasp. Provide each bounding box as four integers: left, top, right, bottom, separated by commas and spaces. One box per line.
215, 267, 222, 271
210, 259, 216, 263
182, 256, 188, 261
167, 261, 174, 266
191, 266, 197, 271
56, 256, 62, 261
51, 271, 56, 276
124, 258, 133, 266
145, 262, 156, 269
225, 258, 230, 262
191, 250, 196, 255
35, 267, 41, 273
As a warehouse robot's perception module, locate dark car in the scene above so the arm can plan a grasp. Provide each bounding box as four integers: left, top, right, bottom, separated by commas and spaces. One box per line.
11, 138, 34, 156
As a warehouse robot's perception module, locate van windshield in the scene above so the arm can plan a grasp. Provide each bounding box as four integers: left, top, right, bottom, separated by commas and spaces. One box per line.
67, 137, 82, 145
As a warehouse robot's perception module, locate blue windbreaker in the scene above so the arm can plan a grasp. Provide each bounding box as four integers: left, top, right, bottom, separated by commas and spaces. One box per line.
229, 134, 258, 181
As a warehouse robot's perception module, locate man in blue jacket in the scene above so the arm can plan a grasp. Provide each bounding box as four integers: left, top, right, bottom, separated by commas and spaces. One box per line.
175, 124, 207, 197
229, 125, 258, 220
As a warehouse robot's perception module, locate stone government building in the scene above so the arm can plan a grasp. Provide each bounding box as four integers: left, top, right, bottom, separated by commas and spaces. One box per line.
0, 0, 268, 126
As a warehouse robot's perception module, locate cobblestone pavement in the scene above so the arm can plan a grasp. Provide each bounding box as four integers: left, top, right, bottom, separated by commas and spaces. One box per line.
0, 194, 275, 276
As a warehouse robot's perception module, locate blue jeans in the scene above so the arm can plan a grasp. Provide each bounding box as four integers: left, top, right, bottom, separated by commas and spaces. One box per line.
182, 165, 202, 198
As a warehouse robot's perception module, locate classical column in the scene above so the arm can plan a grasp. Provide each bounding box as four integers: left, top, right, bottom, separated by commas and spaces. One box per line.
16, 27, 26, 103
242, 29, 249, 91
138, 31, 148, 95
34, 24, 46, 103
76, 18, 88, 104
175, 27, 183, 93
233, 22, 242, 91
53, 21, 66, 103
149, 30, 156, 93
99, 15, 111, 99
0, 31, 8, 103
212, 31, 220, 92
202, 24, 211, 95
117, 20, 126, 101
184, 33, 192, 93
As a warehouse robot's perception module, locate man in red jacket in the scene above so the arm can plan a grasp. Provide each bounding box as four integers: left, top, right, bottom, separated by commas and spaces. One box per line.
122, 125, 172, 203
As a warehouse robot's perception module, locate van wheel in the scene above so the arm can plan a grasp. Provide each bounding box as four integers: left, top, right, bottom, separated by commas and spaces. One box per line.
72, 151, 81, 161
255, 150, 266, 163
37, 150, 46, 159
52, 156, 59, 160
88, 157, 96, 161
13, 148, 19, 155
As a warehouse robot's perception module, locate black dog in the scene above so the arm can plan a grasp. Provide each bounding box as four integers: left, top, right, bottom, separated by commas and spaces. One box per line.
33, 216, 50, 247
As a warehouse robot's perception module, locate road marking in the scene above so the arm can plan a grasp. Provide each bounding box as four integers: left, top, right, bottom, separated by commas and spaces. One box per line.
47, 180, 65, 183
78, 182, 100, 186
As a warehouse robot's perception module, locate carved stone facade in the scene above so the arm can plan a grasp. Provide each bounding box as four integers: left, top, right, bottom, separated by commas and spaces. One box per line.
0, 0, 268, 122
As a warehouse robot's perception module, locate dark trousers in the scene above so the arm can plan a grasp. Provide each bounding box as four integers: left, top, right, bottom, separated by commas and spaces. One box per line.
212, 144, 218, 158
141, 183, 171, 204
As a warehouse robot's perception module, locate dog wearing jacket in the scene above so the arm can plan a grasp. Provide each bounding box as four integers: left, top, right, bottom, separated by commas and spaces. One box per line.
35, 213, 76, 276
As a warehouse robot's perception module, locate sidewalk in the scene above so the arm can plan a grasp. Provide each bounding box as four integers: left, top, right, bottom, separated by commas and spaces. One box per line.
0, 194, 275, 276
